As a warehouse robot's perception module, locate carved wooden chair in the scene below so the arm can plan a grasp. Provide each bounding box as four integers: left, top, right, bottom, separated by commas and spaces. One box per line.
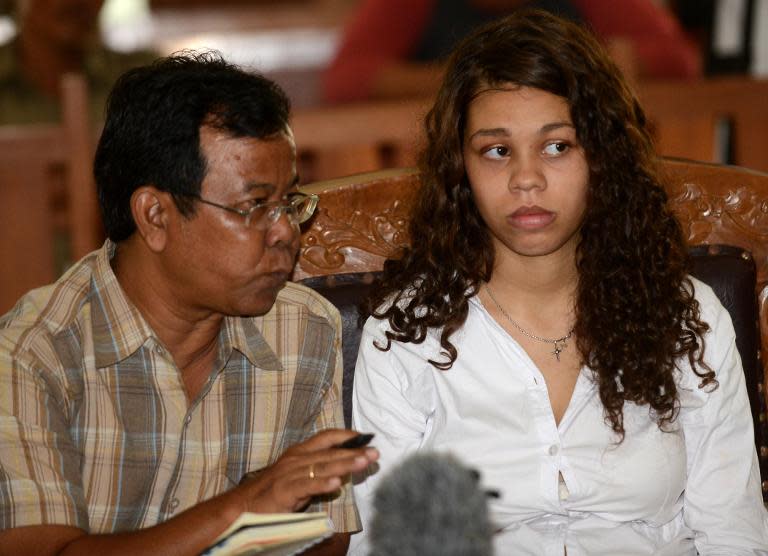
295, 158, 768, 500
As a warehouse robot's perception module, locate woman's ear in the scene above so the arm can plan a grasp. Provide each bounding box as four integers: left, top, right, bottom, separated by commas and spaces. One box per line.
130, 186, 171, 253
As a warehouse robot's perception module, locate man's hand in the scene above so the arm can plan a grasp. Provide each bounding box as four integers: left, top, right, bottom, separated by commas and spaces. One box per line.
0, 430, 378, 556
234, 429, 379, 514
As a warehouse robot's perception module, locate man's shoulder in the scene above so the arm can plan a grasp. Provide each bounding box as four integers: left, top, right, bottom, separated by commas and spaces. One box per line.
235, 283, 342, 372
268, 282, 342, 330
0, 254, 100, 360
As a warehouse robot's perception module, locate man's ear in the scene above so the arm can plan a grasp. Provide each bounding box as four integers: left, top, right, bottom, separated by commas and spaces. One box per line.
130, 186, 173, 253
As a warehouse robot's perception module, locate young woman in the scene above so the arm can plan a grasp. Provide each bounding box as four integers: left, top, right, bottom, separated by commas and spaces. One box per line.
348, 10, 768, 555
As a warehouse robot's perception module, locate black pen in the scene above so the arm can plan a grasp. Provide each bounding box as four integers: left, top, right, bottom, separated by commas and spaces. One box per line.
334, 433, 374, 449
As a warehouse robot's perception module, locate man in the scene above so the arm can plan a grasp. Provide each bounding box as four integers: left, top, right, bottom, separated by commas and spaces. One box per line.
0, 52, 378, 555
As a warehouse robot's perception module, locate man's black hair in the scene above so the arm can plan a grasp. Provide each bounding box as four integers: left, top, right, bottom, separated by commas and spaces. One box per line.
94, 51, 291, 242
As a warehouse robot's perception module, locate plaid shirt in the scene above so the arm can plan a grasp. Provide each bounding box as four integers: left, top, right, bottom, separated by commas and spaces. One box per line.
0, 241, 359, 533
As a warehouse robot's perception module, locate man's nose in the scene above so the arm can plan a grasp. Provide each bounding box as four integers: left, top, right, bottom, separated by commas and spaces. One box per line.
265, 209, 299, 247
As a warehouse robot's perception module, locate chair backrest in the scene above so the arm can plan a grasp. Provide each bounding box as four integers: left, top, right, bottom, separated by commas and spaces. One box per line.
0, 73, 101, 314
296, 159, 768, 336
296, 158, 768, 499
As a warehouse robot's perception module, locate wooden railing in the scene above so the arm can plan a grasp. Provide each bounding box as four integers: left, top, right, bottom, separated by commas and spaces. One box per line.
638, 76, 768, 172
291, 76, 768, 182
0, 75, 100, 314
291, 99, 428, 183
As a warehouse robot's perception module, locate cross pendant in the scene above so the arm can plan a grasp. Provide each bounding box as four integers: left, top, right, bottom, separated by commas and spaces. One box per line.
552, 341, 565, 362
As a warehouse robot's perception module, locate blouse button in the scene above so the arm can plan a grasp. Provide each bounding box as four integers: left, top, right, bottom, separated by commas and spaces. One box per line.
549, 444, 559, 456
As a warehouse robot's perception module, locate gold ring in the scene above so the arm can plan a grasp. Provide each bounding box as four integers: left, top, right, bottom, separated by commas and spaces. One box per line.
308, 464, 315, 480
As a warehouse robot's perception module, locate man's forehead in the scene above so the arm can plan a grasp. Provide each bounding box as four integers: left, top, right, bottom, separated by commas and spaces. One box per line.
199, 125, 294, 148
198, 125, 297, 192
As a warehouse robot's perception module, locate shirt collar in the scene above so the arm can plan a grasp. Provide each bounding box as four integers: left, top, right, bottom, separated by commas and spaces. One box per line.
89, 240, 159, 368
89, 240, 282, 372
221, 315, 282, 372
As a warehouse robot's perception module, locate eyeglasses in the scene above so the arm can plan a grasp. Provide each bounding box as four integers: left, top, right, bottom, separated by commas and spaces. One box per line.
180, 191, 318, 231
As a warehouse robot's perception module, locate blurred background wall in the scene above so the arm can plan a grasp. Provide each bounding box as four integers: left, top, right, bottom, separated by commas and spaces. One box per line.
1, 0, 768, 313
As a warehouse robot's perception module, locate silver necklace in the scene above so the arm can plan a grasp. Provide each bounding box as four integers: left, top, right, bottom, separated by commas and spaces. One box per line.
484, 285, 574, 362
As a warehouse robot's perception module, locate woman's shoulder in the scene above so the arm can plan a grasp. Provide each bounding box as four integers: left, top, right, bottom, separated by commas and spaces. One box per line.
676, 275, 740, 393
361, 293, 438, 350
363, 290, 491, 349
357, 306, 442, 391
371, 277, 424, 312
687, 275, 733, 333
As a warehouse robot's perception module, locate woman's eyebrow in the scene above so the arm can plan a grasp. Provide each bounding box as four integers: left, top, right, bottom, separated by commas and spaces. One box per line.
467, 127, 509, 140
540, 122, 575, 133
468, 121, 575, 141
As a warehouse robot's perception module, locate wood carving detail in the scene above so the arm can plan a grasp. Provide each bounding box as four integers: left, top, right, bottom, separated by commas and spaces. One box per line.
668, 181, 768, 243
300, 199, 412, 273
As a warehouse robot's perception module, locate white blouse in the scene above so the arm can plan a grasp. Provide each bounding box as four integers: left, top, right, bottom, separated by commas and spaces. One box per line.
348, 278, 768, 555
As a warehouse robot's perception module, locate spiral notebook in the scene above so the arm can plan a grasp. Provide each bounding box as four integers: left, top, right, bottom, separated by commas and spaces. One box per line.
201, 512, 333, 556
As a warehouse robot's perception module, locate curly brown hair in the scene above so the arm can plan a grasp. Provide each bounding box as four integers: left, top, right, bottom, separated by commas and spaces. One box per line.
363, 9, 716, 437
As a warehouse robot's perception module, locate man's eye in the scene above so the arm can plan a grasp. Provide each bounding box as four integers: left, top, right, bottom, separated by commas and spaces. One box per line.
240, 198, 267, 210
542, 142, 569, 156
482, 146, 509, 160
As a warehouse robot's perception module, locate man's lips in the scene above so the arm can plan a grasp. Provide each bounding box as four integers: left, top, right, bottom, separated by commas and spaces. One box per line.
272, 269, 292, 279
260, 270, 292, 289
506, 206, 556, 230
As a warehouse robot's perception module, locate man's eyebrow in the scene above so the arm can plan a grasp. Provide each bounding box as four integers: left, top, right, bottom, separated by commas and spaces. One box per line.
243, 174, 300, 194
243, 182, 273, 194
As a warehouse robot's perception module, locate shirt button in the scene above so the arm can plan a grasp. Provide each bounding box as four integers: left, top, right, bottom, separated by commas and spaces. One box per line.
548, 444, 559, 456
184, 414, 192, 425
168, 498, 180, 512
154, 345, 165, 356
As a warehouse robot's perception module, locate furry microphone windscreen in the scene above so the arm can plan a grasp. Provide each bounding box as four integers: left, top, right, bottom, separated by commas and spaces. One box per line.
368, 452, 494, 556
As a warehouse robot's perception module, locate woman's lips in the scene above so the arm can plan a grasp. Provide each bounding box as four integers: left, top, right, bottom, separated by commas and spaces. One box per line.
506, 206, 556, 230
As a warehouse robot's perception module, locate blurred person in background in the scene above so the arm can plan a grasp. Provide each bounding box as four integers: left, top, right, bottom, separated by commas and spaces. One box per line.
322, 0, 702, 103
0, 0, 154, 123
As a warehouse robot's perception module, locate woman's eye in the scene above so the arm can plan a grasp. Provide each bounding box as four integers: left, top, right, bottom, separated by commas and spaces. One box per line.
542, 142, 569, 156
482, 146, 509, 160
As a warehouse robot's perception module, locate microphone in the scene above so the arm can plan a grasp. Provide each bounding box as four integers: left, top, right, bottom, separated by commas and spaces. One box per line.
368, 452, 494, 556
